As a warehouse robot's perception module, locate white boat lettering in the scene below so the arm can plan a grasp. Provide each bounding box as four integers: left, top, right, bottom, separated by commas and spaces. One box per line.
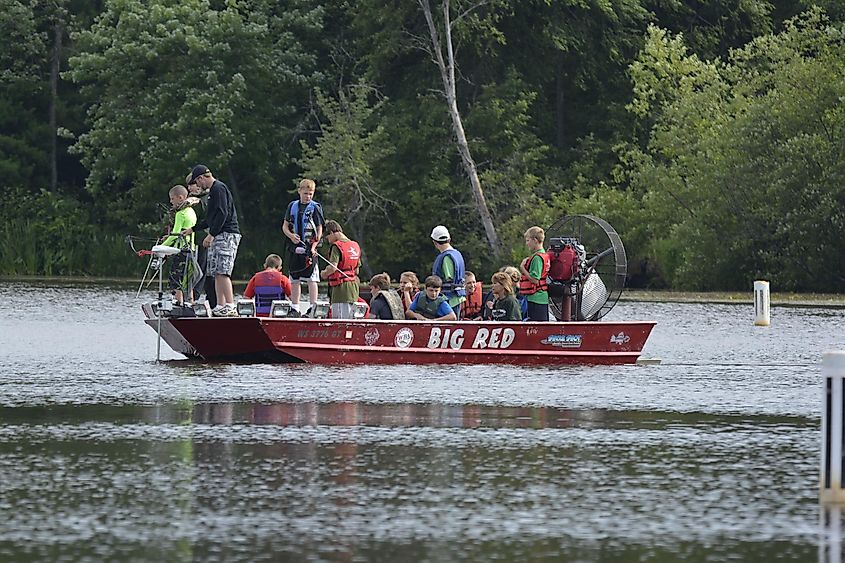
427, 327, 465, 349
471, 328, 490, 348
428, 327, 515, 350
499, 328, 515, 349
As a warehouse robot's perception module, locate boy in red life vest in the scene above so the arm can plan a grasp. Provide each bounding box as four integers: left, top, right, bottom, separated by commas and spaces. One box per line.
460, 271, 483, 320
519, 226, 550, 321
320, 220, 361, 319
243, 254, 293, 317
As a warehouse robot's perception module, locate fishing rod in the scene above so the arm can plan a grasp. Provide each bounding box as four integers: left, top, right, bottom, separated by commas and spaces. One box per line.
313, 249, 356, 280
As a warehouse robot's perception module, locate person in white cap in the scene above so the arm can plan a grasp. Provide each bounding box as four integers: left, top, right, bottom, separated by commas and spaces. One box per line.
430, 225, 466, 318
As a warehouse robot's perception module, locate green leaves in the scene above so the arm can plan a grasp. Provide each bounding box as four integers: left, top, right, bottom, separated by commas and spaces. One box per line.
67, 0, 324, 228
623, 8, 845, 290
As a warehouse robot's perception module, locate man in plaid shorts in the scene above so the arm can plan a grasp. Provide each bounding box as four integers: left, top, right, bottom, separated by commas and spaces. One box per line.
181, 164, 241, 317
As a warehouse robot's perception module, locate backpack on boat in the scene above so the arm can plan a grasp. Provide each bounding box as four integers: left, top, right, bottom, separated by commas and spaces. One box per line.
546, 240, 580, 298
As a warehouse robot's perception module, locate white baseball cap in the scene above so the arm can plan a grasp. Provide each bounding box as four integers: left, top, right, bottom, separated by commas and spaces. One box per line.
430, 225, 450, 243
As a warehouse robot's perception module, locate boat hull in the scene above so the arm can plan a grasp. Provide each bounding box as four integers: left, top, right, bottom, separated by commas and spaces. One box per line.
261, 318, 654, 365
144, 305, 655, 365
141, 305, 298, 362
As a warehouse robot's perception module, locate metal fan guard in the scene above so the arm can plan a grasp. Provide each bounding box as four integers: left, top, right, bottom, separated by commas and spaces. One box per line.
545, 215, 627, 321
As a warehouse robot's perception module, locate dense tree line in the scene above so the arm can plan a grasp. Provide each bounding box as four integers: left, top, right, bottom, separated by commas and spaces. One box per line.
1, 0, 841, 291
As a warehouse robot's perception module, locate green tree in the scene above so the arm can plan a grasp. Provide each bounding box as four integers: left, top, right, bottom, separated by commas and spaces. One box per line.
297, 83, 394, 276
622, 9, 845, 290
66, 0, 324, 233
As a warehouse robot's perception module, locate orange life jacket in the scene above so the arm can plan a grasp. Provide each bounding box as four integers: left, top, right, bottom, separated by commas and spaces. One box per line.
461, 282, 483, 319
327, 239, 361, 287
518, 251, 550, 295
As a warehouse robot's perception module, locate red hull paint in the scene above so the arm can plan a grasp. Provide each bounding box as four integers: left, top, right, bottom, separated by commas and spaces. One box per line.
170, 317, 301, 362
261, 318, 655, 365
144, 306, 654, 365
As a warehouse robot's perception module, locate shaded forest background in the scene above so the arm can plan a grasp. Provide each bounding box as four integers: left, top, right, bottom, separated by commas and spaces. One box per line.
1, 0, 843, 291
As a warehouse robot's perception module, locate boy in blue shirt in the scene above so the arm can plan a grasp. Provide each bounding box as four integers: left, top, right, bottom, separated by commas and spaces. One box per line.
282, 179, 325, 313
406, 275, 457, 321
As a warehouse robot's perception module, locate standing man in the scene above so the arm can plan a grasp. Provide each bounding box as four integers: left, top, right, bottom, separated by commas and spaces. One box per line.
181, 164, 241, 317
430, 225, 466, 319
185, 172, 216, 308
320, 220, 360, 319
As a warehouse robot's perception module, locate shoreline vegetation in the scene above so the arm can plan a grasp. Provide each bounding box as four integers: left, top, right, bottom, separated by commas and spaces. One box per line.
4, 276, 843, 308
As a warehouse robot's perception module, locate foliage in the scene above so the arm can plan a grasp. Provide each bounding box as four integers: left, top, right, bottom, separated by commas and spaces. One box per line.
66, 0, 325, 231
297, 82, 394, 275
622, 8, 845, 290
3, 0, 845, 291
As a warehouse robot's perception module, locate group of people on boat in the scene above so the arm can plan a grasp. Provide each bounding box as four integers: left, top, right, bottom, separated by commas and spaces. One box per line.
161, 166, 555, 321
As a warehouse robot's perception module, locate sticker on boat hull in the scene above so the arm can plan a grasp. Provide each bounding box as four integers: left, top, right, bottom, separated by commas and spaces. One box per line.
364, 328, 380, 346
394, 327, 414, 348
541, 334, 583, 348
610, 332, 630, 344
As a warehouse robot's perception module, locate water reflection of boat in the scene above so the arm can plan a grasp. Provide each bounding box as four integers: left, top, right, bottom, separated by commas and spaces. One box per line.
142, 305, 654, 365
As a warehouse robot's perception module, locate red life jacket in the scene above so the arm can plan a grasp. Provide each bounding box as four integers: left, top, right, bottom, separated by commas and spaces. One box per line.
327, 239, 361, 287
548, 245, 579, 282
518, 251, 550, 295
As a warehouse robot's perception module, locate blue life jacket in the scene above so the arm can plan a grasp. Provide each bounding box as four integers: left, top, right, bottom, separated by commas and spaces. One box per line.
254, 285, 286, 315
290, 200, 318, 241
432, 248, 466, 299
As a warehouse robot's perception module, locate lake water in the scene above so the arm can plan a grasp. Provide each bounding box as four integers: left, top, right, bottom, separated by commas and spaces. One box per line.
1, 281, 844, 562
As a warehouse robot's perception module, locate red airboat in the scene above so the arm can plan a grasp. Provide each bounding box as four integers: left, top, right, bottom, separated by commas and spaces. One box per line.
142, 215, 655, 365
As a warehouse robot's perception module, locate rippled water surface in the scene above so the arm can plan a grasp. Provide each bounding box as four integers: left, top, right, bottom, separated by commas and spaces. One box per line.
1, 281, 844, 562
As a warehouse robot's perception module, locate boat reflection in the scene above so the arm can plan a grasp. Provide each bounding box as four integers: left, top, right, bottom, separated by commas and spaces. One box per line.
183, 401, 582, 429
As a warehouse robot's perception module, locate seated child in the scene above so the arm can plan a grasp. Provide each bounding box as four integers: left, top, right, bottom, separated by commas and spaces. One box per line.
244, 254, 293, 316
406, 275, 456, 321
488, 272, 522, 321
460, 271, 483, 320
161, 185, 197, 305
399, 271, 420, 312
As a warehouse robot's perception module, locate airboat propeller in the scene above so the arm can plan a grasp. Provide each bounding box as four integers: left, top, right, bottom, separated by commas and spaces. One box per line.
544, 214, 627, 321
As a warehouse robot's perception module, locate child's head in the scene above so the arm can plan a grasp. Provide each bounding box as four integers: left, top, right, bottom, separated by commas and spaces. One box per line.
369, 273, 391, 292
169, 185, 188, 206
400, 271, 419, 289
264, 254, 282, 270
423, 275, 442, 299
491, 271, 514, 296
298, 179, 316, 203
499, 266, 521, 286
524, 226, 545, 249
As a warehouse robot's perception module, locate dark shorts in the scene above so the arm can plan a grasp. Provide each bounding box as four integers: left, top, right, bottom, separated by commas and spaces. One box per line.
168, 251, 189, 290
289, 253, 318, 282
527, 301, 549, 321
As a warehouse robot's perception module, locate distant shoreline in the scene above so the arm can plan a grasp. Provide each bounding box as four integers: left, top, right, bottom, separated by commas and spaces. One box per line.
3, 275, 843, 308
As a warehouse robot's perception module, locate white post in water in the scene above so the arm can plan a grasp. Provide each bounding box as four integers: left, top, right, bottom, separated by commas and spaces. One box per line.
821, 351, 845, 504
753, 280, 770, 326
820, 505, 843, 563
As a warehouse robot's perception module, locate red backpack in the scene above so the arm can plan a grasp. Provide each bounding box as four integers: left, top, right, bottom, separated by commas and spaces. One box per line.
547, 244, 579, 282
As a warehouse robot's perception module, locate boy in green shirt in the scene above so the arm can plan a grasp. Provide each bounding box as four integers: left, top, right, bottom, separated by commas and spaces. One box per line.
519, 226, 550, 321
162, 185, 197, 305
